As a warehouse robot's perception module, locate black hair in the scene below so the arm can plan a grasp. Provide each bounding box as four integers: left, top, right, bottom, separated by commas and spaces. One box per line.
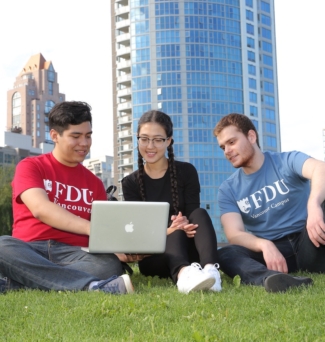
137, 110, 179, 215
49, 101, 92, 135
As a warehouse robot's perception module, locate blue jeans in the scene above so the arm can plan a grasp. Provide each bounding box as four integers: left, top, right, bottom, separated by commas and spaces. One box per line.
0, 236, 123, 292
218, 207, 325, 286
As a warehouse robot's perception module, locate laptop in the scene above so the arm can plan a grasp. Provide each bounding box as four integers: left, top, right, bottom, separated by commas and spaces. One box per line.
82, 201, 170, 253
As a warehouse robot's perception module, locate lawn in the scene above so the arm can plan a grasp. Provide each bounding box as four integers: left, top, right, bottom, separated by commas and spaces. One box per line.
1, 267, 324, 341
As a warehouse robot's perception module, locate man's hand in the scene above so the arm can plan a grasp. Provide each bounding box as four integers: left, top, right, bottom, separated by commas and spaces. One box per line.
306, 204, 325, 247
261, 240, 288, 273
115, 253, 150, 263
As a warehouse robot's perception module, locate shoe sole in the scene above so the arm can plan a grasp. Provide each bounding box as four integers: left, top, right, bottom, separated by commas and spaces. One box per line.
188, 277, 216, 293
264, 274, 313, 293
121, 274, 134, 294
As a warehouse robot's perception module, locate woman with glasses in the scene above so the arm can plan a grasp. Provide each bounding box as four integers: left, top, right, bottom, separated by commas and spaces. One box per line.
121, 110, 221, 293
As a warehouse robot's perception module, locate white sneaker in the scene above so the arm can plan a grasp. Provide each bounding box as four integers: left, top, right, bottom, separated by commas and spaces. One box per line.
177, 262, 216, 294
204, 263, 222, 292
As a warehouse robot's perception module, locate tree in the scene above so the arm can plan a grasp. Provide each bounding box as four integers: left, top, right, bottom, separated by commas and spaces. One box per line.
0, 165, 15, 236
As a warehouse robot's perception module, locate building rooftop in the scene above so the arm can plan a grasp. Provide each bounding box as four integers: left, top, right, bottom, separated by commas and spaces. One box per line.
20, 53, 52, 75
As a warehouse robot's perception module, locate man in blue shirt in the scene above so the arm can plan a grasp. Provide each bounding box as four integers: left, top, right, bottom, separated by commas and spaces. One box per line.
214, 113, 325, 292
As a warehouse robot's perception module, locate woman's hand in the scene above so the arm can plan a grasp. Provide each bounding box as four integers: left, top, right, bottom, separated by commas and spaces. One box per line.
115, 253, 150, 263
182, 222, 198, 238
167, 212, 198, 238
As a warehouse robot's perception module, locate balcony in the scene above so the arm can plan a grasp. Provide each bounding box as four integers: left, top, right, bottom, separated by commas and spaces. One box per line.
116, 32, 130, 46
118, 129, 132, 139
118, 114, 132, 125
117, 60, 131, 72
115, 5, 130, 18
117, 73, 131, 86
116, 19, 130, 31
117, 87, 132, 100
118, 143, 133, 153
118, 157, 133, 167
116, 46, 131, 59
10, 126, 22, 134
117, 101, 132, 112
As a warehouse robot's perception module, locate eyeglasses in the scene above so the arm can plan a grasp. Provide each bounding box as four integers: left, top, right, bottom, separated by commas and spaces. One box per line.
137, 136, 169, 147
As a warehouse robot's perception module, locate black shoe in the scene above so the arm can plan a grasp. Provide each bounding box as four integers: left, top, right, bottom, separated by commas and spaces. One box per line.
264, 274, 313, 293
0, 278, 7, 294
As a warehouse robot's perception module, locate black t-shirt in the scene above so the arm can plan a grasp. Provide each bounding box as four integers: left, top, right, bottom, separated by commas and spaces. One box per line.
121, 161, 200, 220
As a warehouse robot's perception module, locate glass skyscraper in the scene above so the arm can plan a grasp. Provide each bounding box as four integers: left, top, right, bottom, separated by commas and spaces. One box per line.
112, 0, 280, 244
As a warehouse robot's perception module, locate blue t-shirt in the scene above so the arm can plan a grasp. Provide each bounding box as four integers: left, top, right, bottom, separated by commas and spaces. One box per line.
218, 151, 311, 240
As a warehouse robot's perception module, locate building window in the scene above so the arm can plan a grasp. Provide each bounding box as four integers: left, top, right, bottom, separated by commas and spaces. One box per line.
264, 95, 275, 107
249, 92, 257, 103
265, 122, 276, 134
250, 105, 258, 117
248, 51, 255, 62
265, 136, 277, 148
247, 37, 255, 48
262, 28, 272, 40
48, 64, 55, 82
263, 54, 273, 66
261, 14, 271, 26
246, 23, 254, 35
48, 81, 53, 95
264, 108, 275, 120
249, 78, 257, 89
261, 1, 271, 13
263, 68, 274, 80
246, 10, 253, 21
262, 41, 272, 53
248, 64, 256, 75
246, 0, 253, 8
264, 81, 274, 93
12, 92, 21, 128
45, 100, 55, 114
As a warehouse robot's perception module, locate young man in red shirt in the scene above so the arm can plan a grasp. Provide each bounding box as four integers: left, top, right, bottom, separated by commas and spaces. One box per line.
0, 101, 133, 294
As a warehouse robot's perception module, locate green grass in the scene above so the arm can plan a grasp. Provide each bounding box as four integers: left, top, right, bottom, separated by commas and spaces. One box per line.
1, 267, 325, 341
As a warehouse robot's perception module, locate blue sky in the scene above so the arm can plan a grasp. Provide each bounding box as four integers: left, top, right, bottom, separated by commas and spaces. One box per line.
0, 0, 324, 160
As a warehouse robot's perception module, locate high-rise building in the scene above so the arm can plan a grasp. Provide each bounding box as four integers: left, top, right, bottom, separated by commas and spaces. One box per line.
83, 155, 114, 189
112, 0, 280, 244
6, 53, 65, 148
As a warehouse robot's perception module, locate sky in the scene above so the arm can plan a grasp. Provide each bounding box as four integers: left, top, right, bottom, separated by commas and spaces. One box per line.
0, 0, 324, 160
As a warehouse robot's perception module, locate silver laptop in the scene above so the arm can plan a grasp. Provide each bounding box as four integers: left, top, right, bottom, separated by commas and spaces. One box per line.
82, 201, 170, 253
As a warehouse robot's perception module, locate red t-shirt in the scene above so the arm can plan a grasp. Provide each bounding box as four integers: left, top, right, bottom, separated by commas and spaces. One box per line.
11, 153, 107, 247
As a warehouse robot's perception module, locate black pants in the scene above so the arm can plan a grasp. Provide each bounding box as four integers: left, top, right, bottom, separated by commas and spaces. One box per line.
139, 208, 218, 283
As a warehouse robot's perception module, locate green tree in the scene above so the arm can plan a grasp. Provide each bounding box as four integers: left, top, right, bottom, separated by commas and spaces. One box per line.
0, 165, 15, 236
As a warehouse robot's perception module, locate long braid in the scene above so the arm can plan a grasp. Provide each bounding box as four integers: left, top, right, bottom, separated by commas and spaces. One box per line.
137, 146, 146, 201
167, 139, 179, 215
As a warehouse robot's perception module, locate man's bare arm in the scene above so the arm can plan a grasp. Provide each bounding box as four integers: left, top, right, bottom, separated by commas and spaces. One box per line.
222, 212, 288, 273
302, 158, 325, 247
20, 188, 90, 236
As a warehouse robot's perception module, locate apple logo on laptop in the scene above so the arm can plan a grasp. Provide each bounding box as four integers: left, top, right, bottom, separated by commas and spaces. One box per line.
125, 222, 134, 233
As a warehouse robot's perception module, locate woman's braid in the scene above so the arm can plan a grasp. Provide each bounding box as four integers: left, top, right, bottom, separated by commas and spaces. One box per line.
137, 147, 146, 201
167, 140, 179, 215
